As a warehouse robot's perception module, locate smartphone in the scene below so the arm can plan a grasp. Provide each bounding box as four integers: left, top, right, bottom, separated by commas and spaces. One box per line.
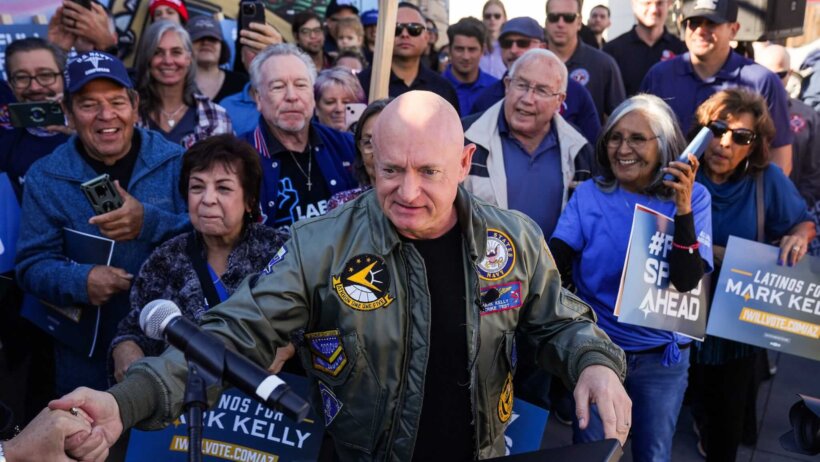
81, 174, 124, 215
662, 121, 725, 181
69, 0, 93, 9
239, 1, 266, 32
8, 101, 65, 128
345, 103, 367, 132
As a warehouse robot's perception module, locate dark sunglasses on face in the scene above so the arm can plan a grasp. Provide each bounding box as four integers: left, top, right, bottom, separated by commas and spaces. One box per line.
395, 23, 425, 37
775, 70, 789, 79
707, 120, 756, 145
484, 12, 502, 20
499, 38, 535, 49
547, 12, 579, 23
685, 17, 717, 30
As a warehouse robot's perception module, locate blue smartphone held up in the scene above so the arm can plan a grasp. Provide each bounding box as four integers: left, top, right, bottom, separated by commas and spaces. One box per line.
663, 120, 727, 181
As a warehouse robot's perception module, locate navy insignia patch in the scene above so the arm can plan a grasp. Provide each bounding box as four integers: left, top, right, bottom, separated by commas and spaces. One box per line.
498, 372, 513, 423
318, 381, 343, 426
333, 254, 395, 311
304, 330, 348, 376
477, 229, 516, 281
261, 246, 287, 275
480, 281, 523, 315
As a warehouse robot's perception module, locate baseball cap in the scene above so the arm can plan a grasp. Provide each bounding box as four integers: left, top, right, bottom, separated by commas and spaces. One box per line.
187, 15, 230, 64
361, 9, 378, 27
149, 0, 190, 22
499, 17, 544, 42
683, 0, 738, 24
65, 51, 132, 94
325, 0, 359, 19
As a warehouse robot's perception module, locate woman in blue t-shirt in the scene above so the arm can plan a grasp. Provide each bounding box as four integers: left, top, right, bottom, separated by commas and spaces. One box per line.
689, 89, 815, 462
551, 94, 714, 461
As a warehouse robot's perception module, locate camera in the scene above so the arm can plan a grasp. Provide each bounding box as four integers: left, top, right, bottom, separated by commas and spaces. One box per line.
81, 174, 124, 215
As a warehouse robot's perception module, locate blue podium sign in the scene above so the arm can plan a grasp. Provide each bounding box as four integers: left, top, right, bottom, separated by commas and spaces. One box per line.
504, 398, 550, 456
126, 373, 323, 462
615, 204, 710, 340
0, 173, 20, 273
707, 236, 820, 361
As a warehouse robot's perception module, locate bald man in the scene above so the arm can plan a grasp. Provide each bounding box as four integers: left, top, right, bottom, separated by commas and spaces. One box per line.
52, 91, 629, 461
758, 45, 820, 256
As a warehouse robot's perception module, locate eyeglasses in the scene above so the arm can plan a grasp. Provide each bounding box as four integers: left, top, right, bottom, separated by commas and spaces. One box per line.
395, 23, 425, 37
10, 72, 61, 89
359, 136, 374, 151
299, 26, 323, 36
547, 12, 579, 23
484, 12, 503, 20
499, 38, 537, 49
707, 121, 756, 145
775, 70, 789, 79
507, 78, 562, 99
606, 132, 659, 150
685, 17, 717, 30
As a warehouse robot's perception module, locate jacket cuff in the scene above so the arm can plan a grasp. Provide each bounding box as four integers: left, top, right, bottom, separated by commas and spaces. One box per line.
109, 372, 159, 430
68, 263, 95, 305
575, 350, 627, 385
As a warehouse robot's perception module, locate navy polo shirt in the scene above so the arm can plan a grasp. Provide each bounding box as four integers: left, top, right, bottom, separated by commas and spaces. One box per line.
470, 73, 601, 144
565, 41, 626, 122
442, 65, 499, 115
603, 26, 687, 96
640, 50, 793, 148
498, 109, 564, 237
357, 64, 461, 115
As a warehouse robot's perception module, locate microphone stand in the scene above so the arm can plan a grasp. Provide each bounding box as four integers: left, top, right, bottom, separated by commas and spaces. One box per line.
183, 360, 215, 462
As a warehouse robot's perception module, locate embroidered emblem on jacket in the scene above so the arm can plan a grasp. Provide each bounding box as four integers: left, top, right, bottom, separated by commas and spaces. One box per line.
477, 229, 516, 280
480, 281, 523, 315
305, 329, 348, 376
318, 381, 343, 426
333, 254, 395, 311
261, 246, 287, 275
498, 372, 514, 423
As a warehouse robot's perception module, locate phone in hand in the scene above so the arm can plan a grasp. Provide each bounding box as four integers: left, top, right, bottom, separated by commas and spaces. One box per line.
81, 174, 124, 215
239, 1, 266, 32
8, 101, 65, 128
345, 103, 367, 132
662, 121, 725, 182
70, 0, 93, 9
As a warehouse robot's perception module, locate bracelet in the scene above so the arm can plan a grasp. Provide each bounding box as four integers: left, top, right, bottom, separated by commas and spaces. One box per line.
672, 241, 700, 254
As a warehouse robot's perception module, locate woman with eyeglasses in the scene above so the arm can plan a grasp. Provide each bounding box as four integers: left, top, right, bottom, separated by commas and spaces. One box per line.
689, 88, 814, 462
550, 94, 714, 461
479, 0, 507, 79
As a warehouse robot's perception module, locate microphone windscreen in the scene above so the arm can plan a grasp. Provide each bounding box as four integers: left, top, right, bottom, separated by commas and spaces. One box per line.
139, 299, 182, 340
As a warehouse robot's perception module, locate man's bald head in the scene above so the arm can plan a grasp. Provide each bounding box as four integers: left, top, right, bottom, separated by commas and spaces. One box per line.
371, 91, 476, 240
757, 44, 791, 86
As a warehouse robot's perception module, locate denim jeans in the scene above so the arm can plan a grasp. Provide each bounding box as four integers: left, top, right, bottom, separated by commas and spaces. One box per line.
572, 349, 690, 462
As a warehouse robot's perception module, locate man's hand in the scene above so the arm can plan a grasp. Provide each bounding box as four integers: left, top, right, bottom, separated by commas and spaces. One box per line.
574, 365, 632, 446
112, 340, 145, 383
47, 6, 76, 52
49, 387, 123, 462
267, 342, 296, 374
61, 1, 117, 51
239, 22, 283, 53
3, 407, 97, 462
88, 181, 144, 241
86, 265, 133, 306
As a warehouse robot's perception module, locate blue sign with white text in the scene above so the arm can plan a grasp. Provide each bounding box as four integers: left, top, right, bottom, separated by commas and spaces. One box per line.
0, 173, 20, 273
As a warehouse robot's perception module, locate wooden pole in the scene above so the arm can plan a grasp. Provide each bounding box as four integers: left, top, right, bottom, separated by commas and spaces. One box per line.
368, 0, 398, 102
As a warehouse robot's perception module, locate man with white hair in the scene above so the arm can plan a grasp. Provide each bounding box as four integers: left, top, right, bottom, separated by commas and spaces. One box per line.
241, 44, 358, 230
53, 90, 630, 462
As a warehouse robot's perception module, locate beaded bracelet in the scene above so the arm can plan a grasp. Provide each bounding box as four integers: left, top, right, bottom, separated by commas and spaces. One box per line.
672, 241, 700, 254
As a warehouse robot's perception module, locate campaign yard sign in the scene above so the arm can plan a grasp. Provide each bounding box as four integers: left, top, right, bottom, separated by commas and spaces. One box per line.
126, 373, 323, 462
615, 204, 709, 340
0, 173, 20, 273
707, 236, 820, 361
505, 399, 550, 456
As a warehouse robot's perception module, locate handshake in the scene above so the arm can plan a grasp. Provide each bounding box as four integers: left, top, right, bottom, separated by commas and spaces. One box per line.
3, 388, 122, 462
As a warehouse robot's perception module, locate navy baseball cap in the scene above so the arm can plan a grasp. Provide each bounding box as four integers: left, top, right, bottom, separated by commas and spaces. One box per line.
187, 15, 230, 64
499, 17, 544, 42
361, 9, 378, 27
65, 51, 132, 94
325, 0, 359, 19
683, 0, 738, 24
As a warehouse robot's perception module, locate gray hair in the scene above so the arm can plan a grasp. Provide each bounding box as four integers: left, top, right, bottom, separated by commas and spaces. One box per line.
249, 43, 318, 92
135, 21, 198, 117
594, 93, 687, 198
314, 67, 366, 104
509, 48, 568, 93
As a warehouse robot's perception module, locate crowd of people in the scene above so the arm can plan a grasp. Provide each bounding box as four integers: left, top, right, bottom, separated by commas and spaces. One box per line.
0, 0, 818, 461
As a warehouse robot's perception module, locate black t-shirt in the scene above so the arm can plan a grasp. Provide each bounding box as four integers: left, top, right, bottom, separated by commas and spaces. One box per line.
603, 26, 687, 96
77, 129, 140, 190
269, 135, 331, 229
402, 224, 474, 461
214, 70, 249, 103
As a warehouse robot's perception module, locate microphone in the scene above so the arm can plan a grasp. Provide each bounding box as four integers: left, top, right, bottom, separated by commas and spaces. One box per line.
661, 121, 723, 182
139, 300, 310, 422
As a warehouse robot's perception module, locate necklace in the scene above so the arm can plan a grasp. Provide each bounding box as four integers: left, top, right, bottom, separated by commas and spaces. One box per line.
288, 146, 313, 191
160, 104, 186, 128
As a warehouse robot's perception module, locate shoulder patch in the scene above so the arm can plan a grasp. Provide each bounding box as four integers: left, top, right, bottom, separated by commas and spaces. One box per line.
318, 381, 343, 427
332, 254, 395, 311
477, 229, 516, 281
261, 246, 287, 275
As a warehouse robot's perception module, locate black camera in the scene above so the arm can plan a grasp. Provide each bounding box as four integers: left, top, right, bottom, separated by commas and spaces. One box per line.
81, 174, 124, 215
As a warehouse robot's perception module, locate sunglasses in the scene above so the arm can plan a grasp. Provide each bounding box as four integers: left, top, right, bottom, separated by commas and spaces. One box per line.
707, 120, 756, 145
499, 38, 536, 49
484, 12, 503, 20
395, 23, 425, 37
775, 70, 789, 79
547, 12, 579, 23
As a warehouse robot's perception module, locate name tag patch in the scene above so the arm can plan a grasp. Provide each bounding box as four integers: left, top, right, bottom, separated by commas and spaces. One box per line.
305, 330, 348, 377
480, 281, 523, 315
318, 381, 343, 427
